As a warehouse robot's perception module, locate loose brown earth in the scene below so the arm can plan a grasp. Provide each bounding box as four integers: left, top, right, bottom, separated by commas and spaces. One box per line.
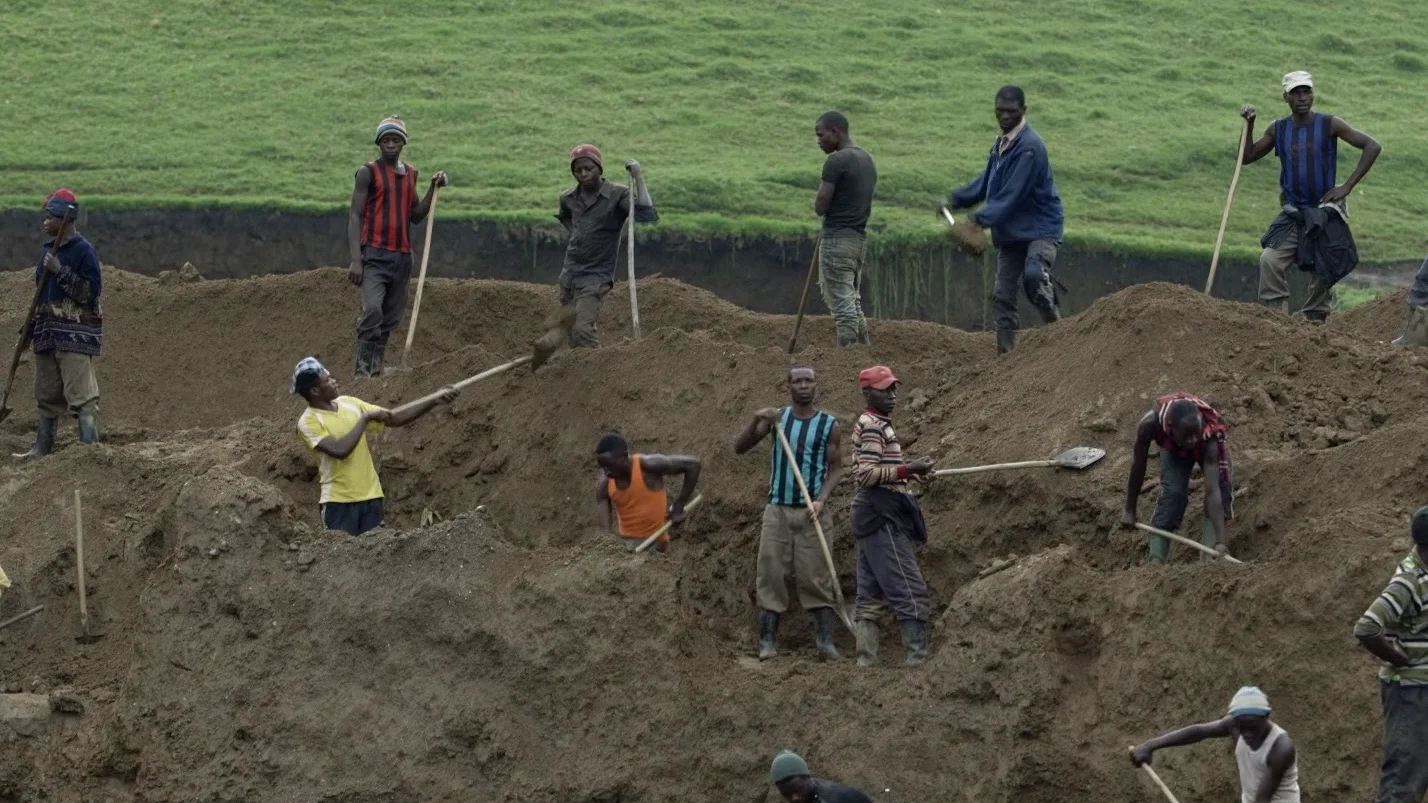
1, 268, 1424, 803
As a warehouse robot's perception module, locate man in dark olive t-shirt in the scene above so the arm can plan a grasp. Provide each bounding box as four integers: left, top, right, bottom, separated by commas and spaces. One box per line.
813, 110, 877, 347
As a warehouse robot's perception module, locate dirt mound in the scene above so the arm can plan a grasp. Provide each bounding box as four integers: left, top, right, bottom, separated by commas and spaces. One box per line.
2, 268, 1425, 802
1335, 287, 1408, 343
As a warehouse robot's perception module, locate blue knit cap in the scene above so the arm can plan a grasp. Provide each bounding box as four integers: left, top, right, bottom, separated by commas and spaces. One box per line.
375, 115, 408, 144
1228, 686, 1271, 717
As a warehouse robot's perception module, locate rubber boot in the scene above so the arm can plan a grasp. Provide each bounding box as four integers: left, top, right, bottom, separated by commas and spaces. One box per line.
370, 340, 387, 376
855, 619, 880, 667
14, 417, 57, 459
996, 328, 1017, 355
757, 609, 779, 660
77, 402, 99, 445
1393, 305, 1428, 347
811, 608, 844, 663
1264, 299, 1290, 315
354, 341, 379, 378
900, 620, 928, 667
1040, 305, 1062, 324
1303, 309, 1329, 324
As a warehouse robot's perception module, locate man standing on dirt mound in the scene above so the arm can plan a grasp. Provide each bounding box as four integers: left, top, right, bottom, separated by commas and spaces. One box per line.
556, 145, 658, 349
1130, 686, 1301, 803
594, 434, 699, 550
16, 189, 103, 458
851, 366, 935, 667
813, 111, 877, 348
347, 115, 446, 377
292, 358, 458, 535
1239, 72, 1380, 321
769, 750, 874, 803
1120, 393, 1233, 564
1354, 506, 1428, 803
946, 85, 1064, 355
734, 367, 844, 662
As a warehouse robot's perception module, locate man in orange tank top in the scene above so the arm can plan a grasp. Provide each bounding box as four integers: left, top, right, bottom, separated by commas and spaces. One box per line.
346, 115, 446, 377
594, 433, 700, 550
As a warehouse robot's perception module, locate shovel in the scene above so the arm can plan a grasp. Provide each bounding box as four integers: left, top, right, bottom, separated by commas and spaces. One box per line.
1129, 749, 1184, 803
773, 425, 855, 635
386, 306, 575, 416
933, 446, 1105, 477
0, 204, 74, 424
74, 489, 104, 644
634, 494, 702, 554
0, 604, 44, 632
400, 183, 440, 369
1133, 522, 1243, 564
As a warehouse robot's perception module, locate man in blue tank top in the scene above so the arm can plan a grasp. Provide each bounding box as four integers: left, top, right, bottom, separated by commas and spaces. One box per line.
1239, 71, 1380, 321
734, 367, 844, 662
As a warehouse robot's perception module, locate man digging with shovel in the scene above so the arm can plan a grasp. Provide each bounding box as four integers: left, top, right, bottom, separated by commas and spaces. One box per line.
1121, 393, 1234, 564
594, 434, 700, 551
14, 189, 103, 458
1129, 686, 1302, 803
851, 366, 935, 667
734, 366, 844, 662
347, 115, 446, 377
556, 145, 658, 349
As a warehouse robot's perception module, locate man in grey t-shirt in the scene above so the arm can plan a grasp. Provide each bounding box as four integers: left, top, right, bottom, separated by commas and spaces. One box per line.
813, 111, 877, 347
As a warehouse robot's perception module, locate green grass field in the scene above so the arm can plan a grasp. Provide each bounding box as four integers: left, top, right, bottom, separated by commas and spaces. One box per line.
4, 0, 1427, 259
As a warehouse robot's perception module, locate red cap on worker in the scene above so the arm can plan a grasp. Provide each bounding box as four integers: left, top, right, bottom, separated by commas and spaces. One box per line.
858, 366, 898, 390
569, 144, 603, 169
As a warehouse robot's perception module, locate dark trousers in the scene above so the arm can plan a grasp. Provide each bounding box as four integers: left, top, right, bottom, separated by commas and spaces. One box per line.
854, 523, 930, 624
322, 498, 384, 536
357, 246, 413, 345
1377, 682, 1428, 803
559, 281, 612, 349
993, 239, 1059, 331
1149, 451, 1234, 564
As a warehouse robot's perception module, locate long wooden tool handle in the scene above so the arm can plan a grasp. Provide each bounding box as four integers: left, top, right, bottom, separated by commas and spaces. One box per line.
934, 459, 1057, 476
402, 185, 440, 367
626, 167, 641, 340
387, 355, 531, 416
1130, 753, 1184, 803
634, 494, 703, 553
774, 424, 855, 634
75, 489, 88, 628
940, 206, 956, 227
0, 604, 45, 632
3, 207, 74, 398
1205, 118, 1249, 296
1134, 522, 1244, 564
787, 238, 821, 354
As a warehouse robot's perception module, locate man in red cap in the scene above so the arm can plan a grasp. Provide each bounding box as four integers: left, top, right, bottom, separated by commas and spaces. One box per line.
850, 365, 935, 667
556, 144, 658, 348
346, 115, 446, 377
15, 189, 103, 458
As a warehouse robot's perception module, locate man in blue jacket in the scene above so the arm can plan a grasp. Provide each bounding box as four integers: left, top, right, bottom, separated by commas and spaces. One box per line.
946, 86, 1065, 354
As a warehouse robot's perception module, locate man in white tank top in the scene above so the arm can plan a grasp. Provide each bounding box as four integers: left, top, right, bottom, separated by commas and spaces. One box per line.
1129, 686, 1301, 803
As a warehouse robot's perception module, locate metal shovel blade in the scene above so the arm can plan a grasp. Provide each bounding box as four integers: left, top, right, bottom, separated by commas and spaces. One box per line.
1053, 446, 1106, 470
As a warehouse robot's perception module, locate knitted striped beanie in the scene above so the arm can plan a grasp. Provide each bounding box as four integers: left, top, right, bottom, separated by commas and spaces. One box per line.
1228, 686, 1271, 717
375, 116, 408, 144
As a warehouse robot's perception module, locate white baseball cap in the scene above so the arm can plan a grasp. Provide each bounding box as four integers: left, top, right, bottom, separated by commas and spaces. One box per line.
1282, 71, 1314, 92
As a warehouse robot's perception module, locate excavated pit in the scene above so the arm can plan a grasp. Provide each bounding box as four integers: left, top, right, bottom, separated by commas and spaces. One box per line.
0, 268, 1423, 802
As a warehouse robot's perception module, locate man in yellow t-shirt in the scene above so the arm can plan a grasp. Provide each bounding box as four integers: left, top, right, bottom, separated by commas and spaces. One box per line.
292, 357, 458, 535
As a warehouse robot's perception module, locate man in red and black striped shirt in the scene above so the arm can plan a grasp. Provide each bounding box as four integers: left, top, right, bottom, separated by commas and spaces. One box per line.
346, 116, 446, 377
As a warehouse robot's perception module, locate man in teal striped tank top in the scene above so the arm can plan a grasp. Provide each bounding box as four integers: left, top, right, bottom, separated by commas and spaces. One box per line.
735, 367, 844, 662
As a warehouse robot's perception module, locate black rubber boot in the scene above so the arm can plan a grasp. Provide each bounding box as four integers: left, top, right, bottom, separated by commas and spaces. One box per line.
811, 608, 843, 663
757, 609, 779, 660
354, 341, 379, 377
996, 328, 1017, 354
855, 619, 880, 667
77, 402, 99, 444
371, 339, 388, 376
1395, 305, 1428, 346
901, 620, 928, 667
14, 417, 57, 459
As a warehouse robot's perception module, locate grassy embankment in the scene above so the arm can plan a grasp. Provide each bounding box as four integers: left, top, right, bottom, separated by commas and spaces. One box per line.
3, 0, 1426, 273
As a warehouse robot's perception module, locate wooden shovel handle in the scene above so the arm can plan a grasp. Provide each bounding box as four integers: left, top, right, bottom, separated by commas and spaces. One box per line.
934, 460, 1057, 476
1133, 522, 1243, 564
1130, 752, 1184, 803
634, 494, 702, 553
387, 356, 530, 416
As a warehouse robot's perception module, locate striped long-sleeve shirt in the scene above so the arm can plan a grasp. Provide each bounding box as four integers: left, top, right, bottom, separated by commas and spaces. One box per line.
1354, 553, 1428, 685
852, 410, 908, 491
